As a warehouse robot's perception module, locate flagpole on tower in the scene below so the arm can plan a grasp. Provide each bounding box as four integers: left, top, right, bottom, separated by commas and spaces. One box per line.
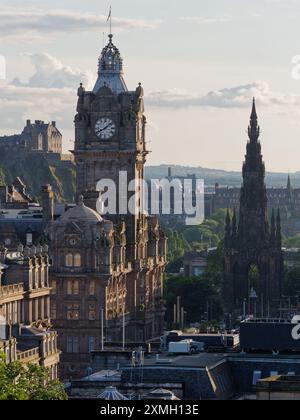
107, 6, 112, 35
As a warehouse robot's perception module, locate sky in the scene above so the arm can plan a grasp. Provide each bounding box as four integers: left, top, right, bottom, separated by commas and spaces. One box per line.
1, 0, 300, 171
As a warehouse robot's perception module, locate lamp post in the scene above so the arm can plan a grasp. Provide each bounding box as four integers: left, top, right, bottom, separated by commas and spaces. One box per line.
100, 307, 104, 351
243, 299, 247, 320
122, 289, 127, 352
249, 287, 258, 318
122, 303, 125, 352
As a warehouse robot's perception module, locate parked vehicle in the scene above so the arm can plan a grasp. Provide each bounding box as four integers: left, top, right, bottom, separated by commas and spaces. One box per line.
168, 339, 204, 355
162, 331, 239, 353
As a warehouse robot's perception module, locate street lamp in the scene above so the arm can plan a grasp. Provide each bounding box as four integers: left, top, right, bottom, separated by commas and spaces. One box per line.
249, 287, 258, 318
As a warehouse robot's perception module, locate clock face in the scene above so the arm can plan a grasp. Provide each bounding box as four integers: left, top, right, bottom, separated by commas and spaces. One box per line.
95, 118, 116, 140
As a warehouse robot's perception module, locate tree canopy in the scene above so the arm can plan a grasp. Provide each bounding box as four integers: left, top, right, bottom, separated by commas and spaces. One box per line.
0, 353, 67, 400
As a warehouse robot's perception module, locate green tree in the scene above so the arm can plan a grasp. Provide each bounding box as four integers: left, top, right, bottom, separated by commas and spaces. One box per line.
0, 353, 67, 400
165, 229, 191, 273
164, 275, 223, 326
283, 264, 300, 297
283, 233, 300, 248
181, 208, 230, 248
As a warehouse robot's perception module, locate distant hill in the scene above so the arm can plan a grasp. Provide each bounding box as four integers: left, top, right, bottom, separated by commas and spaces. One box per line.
145, 165, 299, 188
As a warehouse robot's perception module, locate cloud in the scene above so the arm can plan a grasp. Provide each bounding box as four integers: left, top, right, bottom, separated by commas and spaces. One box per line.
1, 49, 300, 145
0, 84, 75, 133
147, 81, 300, 109
0, 52, 94, 134
0, 8, 161, 41
11, 53, 94, 89
182, 16, 234, 25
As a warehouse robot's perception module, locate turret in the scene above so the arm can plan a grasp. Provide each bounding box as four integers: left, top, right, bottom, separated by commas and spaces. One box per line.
224, 209, 231, 247
287, 175, 292, 191
287, 175, 293, 202
270, 209, 276, 245
276, 209, 282, 249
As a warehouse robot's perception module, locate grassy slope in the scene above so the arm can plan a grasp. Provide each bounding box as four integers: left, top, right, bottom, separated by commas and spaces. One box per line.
0, 149, 76, 203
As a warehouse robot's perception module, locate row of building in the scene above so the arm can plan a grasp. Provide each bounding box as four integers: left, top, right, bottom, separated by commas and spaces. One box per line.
0, 245, 60, 380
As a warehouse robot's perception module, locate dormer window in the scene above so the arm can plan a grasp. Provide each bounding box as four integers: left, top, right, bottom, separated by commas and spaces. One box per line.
65, 254, 73, 267
65, 253, 82, 268
74, 254, 82, 267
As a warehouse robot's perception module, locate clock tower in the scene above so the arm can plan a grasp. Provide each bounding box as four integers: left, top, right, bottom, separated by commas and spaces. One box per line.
72, 32, 167, 346
74, 33, 148, 258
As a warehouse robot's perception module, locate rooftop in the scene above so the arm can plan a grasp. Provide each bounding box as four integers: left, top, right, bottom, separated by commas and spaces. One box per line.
81, 370, 121, 383
256, 375, 300, 392
55, 196, 103, 224
142, 352, 226, 369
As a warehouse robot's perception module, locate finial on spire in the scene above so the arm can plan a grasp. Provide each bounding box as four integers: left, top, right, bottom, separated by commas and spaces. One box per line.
251, 97, 257, 119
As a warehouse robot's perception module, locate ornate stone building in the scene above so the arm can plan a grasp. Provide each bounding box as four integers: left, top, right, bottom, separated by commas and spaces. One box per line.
223, 100, 283, 314
0, 245, 60, 380
49, 33, 167, 379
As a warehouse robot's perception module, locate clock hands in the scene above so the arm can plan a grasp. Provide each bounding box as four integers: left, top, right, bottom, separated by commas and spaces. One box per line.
95, 118, 115, 139
99, 122, 113, 132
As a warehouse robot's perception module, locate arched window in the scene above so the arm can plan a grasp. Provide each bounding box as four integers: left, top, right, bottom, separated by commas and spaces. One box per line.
65, 254, 73, 267
74, 254, 82, 268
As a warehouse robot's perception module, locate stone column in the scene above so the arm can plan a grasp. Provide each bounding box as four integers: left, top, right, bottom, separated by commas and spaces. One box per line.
45, 296, 50, 320
40, 297, 44, 320
24, 299, 33, 324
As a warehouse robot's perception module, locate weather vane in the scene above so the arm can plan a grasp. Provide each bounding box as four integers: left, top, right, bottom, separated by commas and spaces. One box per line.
107, 6, 112, 35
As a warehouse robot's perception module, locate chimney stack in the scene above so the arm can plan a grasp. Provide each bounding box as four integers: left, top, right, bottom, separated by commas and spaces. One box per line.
42, 185, 54, 228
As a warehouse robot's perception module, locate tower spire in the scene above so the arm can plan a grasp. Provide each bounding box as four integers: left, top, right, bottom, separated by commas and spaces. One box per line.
251, 97, 257, 120
223, 99, 283, 314
248, 97, 260, 142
